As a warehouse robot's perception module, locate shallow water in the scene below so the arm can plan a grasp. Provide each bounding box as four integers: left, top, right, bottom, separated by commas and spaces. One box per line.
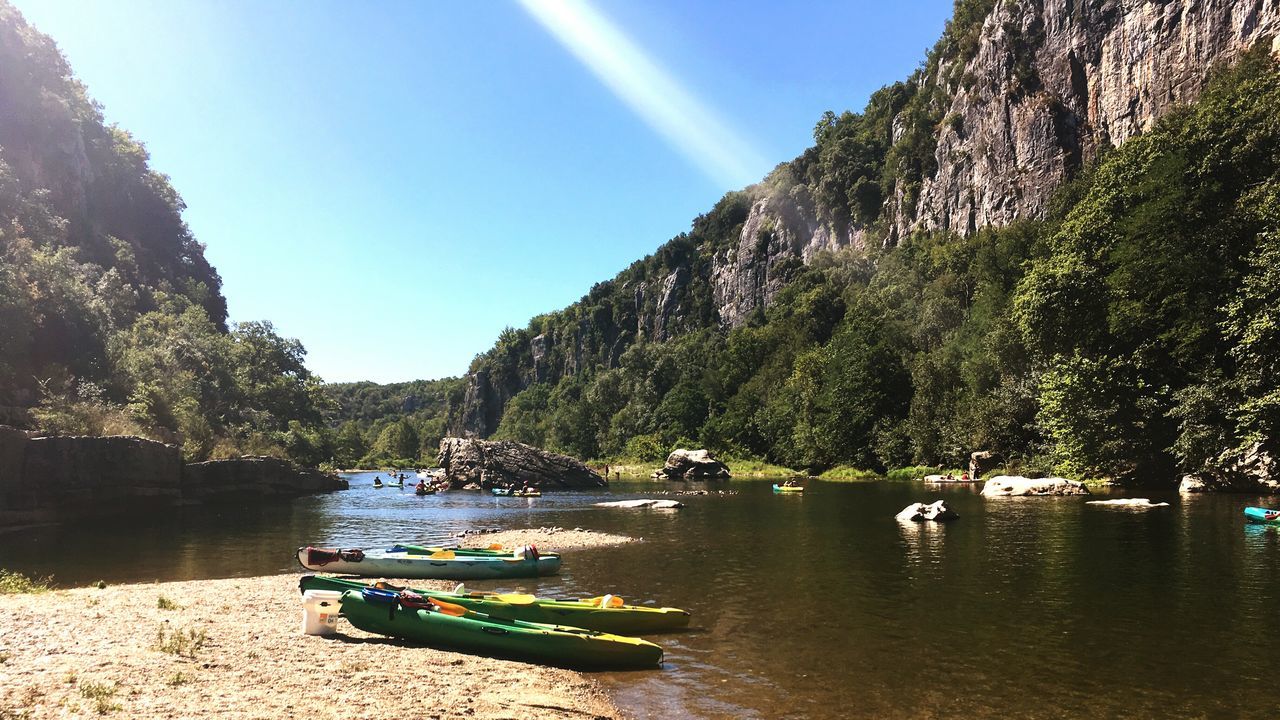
3, 474, 1279, 718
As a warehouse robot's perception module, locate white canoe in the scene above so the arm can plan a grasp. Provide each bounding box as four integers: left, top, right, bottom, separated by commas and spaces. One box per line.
296, 546, 561, 580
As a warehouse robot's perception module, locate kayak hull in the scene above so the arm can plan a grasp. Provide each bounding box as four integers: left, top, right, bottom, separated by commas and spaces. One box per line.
297, 547, 560, 579
339, 589, 663, 669
773, 484, 804, 493
300, 574, 691, 634
1244, 507, 1280, 524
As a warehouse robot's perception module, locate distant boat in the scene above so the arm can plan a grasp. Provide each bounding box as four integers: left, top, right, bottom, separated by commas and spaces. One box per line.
492, 487, 541, 497
773, 484, 804, 493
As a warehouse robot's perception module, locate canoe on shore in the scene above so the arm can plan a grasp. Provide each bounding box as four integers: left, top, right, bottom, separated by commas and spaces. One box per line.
390, 543, 514, 557
340, 587, 664, 669
1244, 507, 1280, 524
296, 546, 560, 580
300, 575, 691, 634
772, 484, 804, 493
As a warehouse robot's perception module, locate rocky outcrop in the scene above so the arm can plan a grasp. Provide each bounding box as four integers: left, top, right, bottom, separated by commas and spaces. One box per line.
0, 427, 346, 526
981, 475, 1090, 496
1180, 442, 1280, 493
653, 449, 732, 480
183, 457, 347, 502
711, 196, 858, 327
970, 450, 1002, 479
4, 433, 183, 524
436, 437, 606, 489
895, 500, 959, 522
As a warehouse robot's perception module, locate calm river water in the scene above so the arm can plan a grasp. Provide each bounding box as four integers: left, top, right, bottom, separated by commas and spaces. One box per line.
3, 474, 1280, 718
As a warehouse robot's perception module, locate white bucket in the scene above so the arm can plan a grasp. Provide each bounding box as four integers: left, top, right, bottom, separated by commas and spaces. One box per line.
301, 590, 343, 636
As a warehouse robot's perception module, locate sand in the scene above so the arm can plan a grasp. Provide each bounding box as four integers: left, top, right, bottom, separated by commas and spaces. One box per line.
460, 528, 637, 551
0, 525, 644, 719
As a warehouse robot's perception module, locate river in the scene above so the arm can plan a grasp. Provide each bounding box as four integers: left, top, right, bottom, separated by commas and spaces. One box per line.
3, 474, 1279, 718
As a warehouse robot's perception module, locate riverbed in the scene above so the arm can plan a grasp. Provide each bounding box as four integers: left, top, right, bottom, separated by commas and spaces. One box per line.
3, 474, 1279, 718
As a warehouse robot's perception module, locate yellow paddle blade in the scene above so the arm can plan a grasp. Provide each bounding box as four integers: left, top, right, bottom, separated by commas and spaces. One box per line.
493, 593, 537, 605
428, 598, 467, 617
428, 550, 456, 560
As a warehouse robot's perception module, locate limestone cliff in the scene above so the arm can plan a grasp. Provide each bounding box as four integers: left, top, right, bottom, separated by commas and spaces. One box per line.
449, 0, 1280, 438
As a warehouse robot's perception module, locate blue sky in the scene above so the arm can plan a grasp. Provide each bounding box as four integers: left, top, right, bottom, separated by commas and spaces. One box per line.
16, 0, 955, 383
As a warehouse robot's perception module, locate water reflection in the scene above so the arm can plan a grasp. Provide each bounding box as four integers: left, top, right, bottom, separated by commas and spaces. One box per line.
4, 477, 1280, 718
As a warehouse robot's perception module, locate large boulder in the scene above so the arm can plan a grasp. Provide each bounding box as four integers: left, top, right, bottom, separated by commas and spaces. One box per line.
1180, 443, 1280, 493
895, 500, 958, 522
981, 475, 1090, 497
970, 450, 1001, 479
654, 449, 731, 480
437, 437, 605, 489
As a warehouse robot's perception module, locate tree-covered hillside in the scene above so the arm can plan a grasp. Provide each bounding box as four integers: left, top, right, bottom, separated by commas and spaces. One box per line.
321, 378, 462, 468
443, 41, 1280, 482
0, 2, 331, 464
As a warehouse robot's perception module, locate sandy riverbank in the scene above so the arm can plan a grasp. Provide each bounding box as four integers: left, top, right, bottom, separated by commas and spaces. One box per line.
0, 572, 623, 719
460, 527, 638, 550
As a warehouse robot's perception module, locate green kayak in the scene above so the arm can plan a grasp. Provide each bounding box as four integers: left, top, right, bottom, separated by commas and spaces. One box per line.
391, 543, 518, 557
300, 574, 691, 634
339, 587, 663, 669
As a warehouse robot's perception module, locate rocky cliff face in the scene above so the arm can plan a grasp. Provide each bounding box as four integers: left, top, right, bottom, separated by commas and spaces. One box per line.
716, 0, 1280, 328
450, 0, 1280, 437
906, 0, 1280, 240
0, 427, 348, 526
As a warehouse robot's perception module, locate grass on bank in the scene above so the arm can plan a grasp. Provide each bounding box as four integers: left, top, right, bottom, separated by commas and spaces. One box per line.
0, 569, 53, 595
154, 625, 208, 658
77, 680, 121, 715
592, 455, 800, 479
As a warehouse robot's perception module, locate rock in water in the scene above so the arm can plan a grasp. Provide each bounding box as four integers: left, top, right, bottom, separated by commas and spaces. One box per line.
895, 500, 958, 522
654, 449, 731, 480
1180, 442, 1280, 493
595, 499, 684, 509
1086, 498, 1169, 508
981, 476, 1090, 497
437, 437, 605, 490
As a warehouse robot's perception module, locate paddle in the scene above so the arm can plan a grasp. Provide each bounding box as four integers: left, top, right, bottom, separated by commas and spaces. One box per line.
492, 593, 538, 605
427, 597, 468, 617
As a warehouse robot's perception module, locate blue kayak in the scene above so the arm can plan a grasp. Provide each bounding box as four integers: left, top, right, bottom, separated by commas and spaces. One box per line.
1244, 507, 1280, 524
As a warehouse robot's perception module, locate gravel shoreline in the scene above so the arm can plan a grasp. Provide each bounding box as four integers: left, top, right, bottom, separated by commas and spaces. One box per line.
0, 529, 640, 720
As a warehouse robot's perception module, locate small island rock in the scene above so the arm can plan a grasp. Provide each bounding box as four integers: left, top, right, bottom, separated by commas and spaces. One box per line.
437, 437, 605, 490
595, 498, 684, 509
654, 449, 731, 480
895, 500, 958, 522
1086, 498, 1169, 508
981, 475, 1090, 497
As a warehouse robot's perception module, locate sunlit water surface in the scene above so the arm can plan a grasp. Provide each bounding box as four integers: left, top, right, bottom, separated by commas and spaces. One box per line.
4, 474, 1280, 718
